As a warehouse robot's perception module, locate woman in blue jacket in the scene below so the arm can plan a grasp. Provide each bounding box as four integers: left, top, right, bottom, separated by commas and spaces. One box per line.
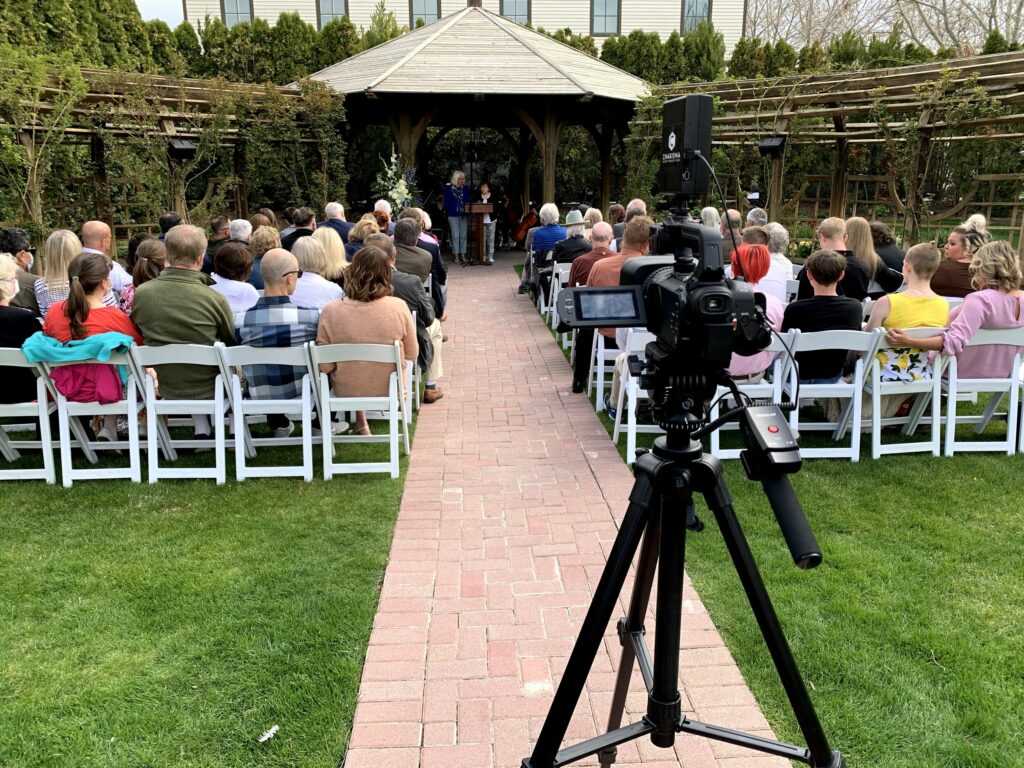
443, 171, 471, 265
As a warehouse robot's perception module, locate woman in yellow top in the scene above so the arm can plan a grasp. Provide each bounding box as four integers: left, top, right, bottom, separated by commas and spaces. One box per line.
865, 243, 950, 382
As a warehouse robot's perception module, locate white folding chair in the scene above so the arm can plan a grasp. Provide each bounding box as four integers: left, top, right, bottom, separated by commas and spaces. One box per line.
0, 349, 56, 484
943, 327, 1024, 456
548, 263, 572, 330
861, 328, 946, 459
709, 332, 794, 459
36, 351, 144, 486
589, 331, 621, 413
218, 345, 314, 482
307, 341, 409, 479
782, 329, 882, 461
424, 273, 432, 298
861, 298, 874, 322
786, 278, 800, 304
132, 343, 232, 484
610, 330, 662, 464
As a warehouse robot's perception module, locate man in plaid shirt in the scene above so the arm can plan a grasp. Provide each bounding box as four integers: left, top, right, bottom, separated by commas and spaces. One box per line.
234, 248, 322, 437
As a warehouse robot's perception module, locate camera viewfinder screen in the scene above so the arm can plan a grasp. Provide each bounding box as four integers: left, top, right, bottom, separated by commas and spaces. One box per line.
577, 290, 641, 322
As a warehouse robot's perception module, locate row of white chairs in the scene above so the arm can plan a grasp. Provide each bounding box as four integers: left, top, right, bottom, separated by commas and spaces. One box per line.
0, 340, 413, 486
603, 326, 1024, 464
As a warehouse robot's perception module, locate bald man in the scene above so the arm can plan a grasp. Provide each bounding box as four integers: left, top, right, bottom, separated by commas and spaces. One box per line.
81, 220, 131, 293
233, 248, 327, 437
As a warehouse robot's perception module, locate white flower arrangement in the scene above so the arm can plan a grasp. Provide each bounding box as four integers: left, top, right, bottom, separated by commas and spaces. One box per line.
372, 149, 420, 213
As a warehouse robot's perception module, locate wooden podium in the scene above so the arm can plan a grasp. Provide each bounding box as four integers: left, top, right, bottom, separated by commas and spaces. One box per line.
466, 203, 493, 264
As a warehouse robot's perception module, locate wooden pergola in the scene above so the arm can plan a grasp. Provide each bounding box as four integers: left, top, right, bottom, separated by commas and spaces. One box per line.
638, 51, 1024, 245
306, 0, 649, 212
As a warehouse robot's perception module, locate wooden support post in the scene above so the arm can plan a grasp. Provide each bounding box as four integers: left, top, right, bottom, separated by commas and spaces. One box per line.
767, 118, 788, 222
515, 109, 564, 206
585, 122, 616, 216
388, 111, 433, 171
829, 113, 848, 219
519, 128, 535, 212
233, 142, 249, 219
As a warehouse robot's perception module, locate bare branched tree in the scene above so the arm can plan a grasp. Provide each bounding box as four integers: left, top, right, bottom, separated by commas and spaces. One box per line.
895, 0, 1024, 50
747, 0, 890, 47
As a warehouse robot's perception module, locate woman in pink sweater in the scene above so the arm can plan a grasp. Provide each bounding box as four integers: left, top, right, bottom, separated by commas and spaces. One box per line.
316, 246, 417, 436
887, 241, 1024, 378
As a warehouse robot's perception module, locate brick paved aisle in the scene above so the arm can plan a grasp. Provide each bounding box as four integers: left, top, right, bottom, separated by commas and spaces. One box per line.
343, 254, 789, 768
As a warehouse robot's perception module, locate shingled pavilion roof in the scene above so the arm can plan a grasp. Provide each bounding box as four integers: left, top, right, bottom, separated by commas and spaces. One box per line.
308, 5, 648, 103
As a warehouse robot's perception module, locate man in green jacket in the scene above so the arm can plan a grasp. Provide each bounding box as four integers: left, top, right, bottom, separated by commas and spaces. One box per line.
131, 223, 236, 438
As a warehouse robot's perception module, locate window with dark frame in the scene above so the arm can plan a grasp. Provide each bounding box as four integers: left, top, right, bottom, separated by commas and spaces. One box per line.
501, 0, 529, 24
591, 0, 620, 36
681, 0, 711, 34
410, 0, 441, 26
319, 0, 348, 28
222, 0, 252, 28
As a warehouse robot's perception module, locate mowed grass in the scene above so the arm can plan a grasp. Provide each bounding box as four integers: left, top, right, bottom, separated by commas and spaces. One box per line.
0, 439, 406, 768
592, 398, 1024, 768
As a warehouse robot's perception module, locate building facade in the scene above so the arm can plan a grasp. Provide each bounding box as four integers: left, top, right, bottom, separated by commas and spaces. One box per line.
183, 0, 746, 55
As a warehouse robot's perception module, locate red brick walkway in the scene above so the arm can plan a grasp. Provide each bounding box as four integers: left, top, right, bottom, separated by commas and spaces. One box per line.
343, 254, 788, 768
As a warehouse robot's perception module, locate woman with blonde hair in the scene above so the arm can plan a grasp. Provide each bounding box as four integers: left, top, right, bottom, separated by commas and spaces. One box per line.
247, 225, 282, 290
291, 236, 344, 309
316, 246, 417, 436
34, 230, 119, 317
346, 214, 381, 261
888, 240, 1024, 379
0, 254, 41, 404
845, 216, 902, 296
312, 225, 347, 285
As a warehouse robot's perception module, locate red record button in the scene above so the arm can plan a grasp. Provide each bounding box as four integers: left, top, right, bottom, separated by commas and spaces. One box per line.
767, 425, 779, 433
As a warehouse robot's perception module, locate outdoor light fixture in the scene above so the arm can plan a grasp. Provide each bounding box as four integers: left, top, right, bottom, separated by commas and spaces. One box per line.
167, 139, 197, 160
758, 135, 786, 158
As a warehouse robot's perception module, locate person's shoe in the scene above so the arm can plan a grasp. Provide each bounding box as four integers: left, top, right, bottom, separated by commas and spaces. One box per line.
484, 260, 494, 266
311, 421, 348, 438
442, 335, 449, 342
97, 424, 122, 455
517, 285, 529, 295
272, 421, 295, 439
603, 393, 617, 419
423, 387, 445, 404
194, 432, 213, 453
571, 381, 585, 394
686, 514, 705, 533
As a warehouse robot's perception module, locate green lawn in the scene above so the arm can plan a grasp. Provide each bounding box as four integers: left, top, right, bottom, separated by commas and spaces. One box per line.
0, 440, 406, 768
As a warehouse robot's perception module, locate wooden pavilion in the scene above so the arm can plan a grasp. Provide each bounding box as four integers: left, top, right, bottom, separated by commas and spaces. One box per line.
306, 0, 649, 212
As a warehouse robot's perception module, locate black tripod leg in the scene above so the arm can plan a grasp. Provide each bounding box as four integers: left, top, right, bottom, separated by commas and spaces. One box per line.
525, 469, 659, 768
695, 455, 841, 768
599, 505, 663, 767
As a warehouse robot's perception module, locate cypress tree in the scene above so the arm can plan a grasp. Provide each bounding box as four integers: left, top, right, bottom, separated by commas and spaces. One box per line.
172, 21, 202, 77
684, 22, 725, 82
317, 16, 361, 71
270, 12, 319, 84
662, 31, 687, 84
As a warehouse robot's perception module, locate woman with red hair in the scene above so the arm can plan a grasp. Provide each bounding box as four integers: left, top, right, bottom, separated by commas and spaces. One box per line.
728, 243, 784, 381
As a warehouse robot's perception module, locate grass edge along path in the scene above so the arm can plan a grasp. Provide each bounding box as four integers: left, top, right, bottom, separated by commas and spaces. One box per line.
0, 439, 409, 768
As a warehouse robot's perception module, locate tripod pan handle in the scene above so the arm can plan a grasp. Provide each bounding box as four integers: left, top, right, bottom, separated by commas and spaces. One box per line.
760, 474, 822, 570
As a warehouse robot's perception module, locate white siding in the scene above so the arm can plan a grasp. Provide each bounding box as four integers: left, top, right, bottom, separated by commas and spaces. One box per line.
346, 0, 408, 29
253, 0, 318, 26
620, 0, 681, 38
711, 0, 744, 55
185, 0, 223, 27
531, 0, 589, 36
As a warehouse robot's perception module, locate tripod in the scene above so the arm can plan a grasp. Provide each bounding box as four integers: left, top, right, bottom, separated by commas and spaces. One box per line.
522, 430, 844, 768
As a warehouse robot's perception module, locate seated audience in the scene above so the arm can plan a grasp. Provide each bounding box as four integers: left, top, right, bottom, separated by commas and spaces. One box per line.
36, 230, 119, 318
888, 241, 1024, 379
234, 248, 323, 438
316, 246, 418, 436
700, 206, 721, 229
613, 199, 646, 240
569, 221, 618, 393
720, 208, 743, 263
931, 215, 989, 298
796, 217, 871, 301
742, 226, 770, 246
783, 249, 864, 383
279, 207, 298, 239
582, 207, 603, 244
229, 218, 253, 244
346, 214, 380, 261
81, 220, 131, 294
290, 236, 344, 309
158, 211, 182, 240
530, 203, 567, 269
551, 210, 591, 263
865, 243, 949, 382
313, 225, 348, 287
211, 241, 259, 313
248, 213, 271, 230
746, 207, 768, 227
726, 244, 785, 382
870, 220, 905, 270
258, 208, 277, 228
319, 201, 354, 242
374, 199, 396, 235
1, 227, 40, 316
204, 214, 231, 273
0, 254, 42, 403
131, 224, 236, 440
120, 239, 166, 314
764, 222, 795, 278
607, 203, 626, 234
126, 233, 151, 275
393, 218, 432, 280
367, 233, 445, 404
281, 207, 316, 252
846, 216, 903, 296
398, 208, 446, 317
42, 252, 143, 444
247, 225, 282, 291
